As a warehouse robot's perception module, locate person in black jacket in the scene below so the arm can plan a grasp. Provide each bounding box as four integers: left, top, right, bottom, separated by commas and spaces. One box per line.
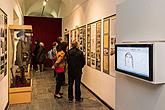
36, 42, 46, 72
67, 41, 85, 102
33, 40, 40, 71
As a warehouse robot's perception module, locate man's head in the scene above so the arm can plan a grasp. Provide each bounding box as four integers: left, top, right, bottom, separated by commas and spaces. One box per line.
56, 37, 64, 43
71, 40, 78, 48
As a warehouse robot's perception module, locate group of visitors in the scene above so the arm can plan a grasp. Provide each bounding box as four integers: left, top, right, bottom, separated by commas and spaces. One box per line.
33, 37, 85, 103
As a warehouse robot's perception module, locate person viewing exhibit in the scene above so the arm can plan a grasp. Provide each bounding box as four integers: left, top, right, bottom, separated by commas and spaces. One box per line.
67, 41, 85, 102
36, 42, 46, 72
54, 44, 66, 98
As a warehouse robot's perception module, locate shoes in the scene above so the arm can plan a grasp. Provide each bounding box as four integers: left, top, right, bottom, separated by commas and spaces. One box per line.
35, 70, 40, 72
68, 99, 73, 103
54, 94, 62, 99
76, 98, 83, 102
59, 92, 63, 95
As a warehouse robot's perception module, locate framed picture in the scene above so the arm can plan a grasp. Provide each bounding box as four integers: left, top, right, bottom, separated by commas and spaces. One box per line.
96, 20, 101, 70
87, 24, 91, 66
109, 15, 116, 77
0, 8, 7, 81
78, 25, 86, 57
103, 18, 110, 74
103, 14, 116, 75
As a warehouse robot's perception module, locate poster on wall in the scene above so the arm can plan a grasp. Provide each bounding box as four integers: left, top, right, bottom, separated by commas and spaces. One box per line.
82, 26, 86, 57
91, 23, 96, 68
0, 8, 7, 81
76, 28, 79, 43
87, 24, 91, 66
103, 19, 109, 74
78, 25, 86, 57
78, 27, 83, 51
96, 20, 101, 70
71, 29, 76, 42
110, 15, 116, 77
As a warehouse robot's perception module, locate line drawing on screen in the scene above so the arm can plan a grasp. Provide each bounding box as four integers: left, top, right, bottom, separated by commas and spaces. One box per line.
125, 52, 134, 68
117, 47, 149, 77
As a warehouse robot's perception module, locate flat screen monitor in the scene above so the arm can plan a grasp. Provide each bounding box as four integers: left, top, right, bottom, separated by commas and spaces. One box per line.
115, 44, 153, 81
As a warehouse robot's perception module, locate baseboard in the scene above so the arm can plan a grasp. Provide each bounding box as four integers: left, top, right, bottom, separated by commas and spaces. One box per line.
4, 101, 9, 110
81, 83, 114, 110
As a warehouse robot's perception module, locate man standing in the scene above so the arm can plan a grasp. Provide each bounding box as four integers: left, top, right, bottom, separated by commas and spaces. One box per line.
67, 41, 85, 102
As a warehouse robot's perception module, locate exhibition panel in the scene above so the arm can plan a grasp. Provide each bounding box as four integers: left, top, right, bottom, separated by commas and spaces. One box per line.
103, 18, 110, 74
103, 15, 116, 75
90, 22, 96, 68
96, 21, 101, 71
87, 24, 91, 66
78, 25, 86, 57
109, 16, 116, 77
0, 8, 7, 82
71, 29, 76, 43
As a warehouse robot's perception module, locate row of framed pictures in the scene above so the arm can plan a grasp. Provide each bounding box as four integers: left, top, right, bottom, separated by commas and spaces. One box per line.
0, 8, 7, 81
69, 15, 116, 76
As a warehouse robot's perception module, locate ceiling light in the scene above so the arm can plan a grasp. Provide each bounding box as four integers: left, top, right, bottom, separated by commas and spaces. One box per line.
43, 1, 46, 6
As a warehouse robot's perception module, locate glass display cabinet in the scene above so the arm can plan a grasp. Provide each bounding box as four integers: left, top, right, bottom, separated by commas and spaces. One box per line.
8, 25, 33, 104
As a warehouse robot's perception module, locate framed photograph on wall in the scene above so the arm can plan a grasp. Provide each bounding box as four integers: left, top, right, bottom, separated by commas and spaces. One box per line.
71, 29, 76, 42
103, 15, 116, 76
103, 18, 110, 74
78, 25, 86, 58
96, 20, 101, 71
87, 24, 91, 66
109, 15, 116, 77
90, 22, 96, 68
0, 8, 7, 81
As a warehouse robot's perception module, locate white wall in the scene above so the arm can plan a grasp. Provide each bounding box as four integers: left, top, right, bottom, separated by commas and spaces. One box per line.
0, 0, 23, 110
116, 0, 165, 110
59, 0, 116, 108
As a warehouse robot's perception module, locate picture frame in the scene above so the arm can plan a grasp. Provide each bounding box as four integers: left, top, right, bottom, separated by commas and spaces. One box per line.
96, 20, 101, 71
103, 18, 110, 74
0, 8, 7, 81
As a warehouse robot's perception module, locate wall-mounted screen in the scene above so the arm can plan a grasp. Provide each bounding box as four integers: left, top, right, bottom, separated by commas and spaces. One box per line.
115, 44, 153, 81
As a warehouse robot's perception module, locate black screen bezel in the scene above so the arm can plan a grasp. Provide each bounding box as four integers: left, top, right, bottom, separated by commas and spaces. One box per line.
115, 44, 153, 81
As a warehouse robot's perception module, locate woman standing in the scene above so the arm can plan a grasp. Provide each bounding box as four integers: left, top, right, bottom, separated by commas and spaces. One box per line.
54, 44, 66, 98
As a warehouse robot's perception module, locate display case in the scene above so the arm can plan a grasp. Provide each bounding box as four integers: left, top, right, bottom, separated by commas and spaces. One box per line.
8, 25, 33, 104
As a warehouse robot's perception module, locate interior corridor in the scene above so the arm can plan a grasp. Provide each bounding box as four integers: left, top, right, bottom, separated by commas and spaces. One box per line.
9, 69, 109, 110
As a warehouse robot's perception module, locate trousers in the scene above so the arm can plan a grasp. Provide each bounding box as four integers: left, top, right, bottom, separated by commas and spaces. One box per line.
68, 73, 82, 100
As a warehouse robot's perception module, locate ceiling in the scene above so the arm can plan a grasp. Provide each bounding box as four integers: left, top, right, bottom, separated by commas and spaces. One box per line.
17, 0, 87, 18
17, 0, 62, 18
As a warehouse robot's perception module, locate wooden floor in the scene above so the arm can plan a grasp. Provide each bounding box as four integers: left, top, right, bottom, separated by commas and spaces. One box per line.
9, 69, 109, 110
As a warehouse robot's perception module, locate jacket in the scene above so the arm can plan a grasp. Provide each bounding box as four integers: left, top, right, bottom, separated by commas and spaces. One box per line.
15, 40, 28, 66
67, 47, 85, 75
54, 50, 65, 68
